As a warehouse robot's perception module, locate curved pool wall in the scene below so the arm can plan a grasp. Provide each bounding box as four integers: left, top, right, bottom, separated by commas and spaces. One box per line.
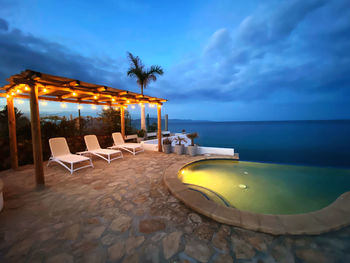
163, 156, 350, 235
179, 159, 350, 215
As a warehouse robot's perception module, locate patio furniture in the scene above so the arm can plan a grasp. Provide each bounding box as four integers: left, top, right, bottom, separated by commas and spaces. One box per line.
48, 137, 93, 174
84, 135, 123, 163
108, 132, 144, 155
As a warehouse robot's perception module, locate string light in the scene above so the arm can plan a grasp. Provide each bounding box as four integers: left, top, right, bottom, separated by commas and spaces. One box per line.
6, 94, 10, 98
114, 106, 119, 110
43, 88, 48, 93
93, 95, 98, 100
112, 98, 116, 102
24, 86, 30, 91
60, 103, 67, 108
91, 105, 97, 109
72, 92, 77, 97
126, 100, 130, 103
78, 105, 83, 110
11, 92, 15, 96
103, 105, 108, 110
16, 89, 22, 93
157, 104, 162, 108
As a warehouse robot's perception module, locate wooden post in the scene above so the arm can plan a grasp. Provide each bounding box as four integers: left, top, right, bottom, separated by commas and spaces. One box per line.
7, 95, 18, 170
120, 106, 125, 139
29, 84, 45, 186
157, 105, 162, 152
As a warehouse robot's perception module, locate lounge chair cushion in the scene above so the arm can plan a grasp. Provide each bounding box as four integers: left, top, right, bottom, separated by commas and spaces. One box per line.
57, 154, 90, 164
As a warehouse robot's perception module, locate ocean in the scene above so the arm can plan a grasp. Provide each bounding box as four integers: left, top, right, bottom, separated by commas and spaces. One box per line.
167, 120, 350, 168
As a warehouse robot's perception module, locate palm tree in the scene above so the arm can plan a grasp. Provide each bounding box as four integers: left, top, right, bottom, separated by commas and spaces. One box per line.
127, 52, 163, 131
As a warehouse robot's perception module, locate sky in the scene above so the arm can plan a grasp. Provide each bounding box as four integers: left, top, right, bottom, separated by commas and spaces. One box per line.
0, 0, 349, 121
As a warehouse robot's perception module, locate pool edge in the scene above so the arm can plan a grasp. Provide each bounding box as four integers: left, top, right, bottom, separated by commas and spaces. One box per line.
163, 155, 350, 236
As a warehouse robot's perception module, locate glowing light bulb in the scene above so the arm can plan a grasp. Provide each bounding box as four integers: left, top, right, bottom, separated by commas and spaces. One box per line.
60, 103, 67, 108
72, 92, 77, 96
131, 105, 135, 109
112, 98, 116, 102
91, 105, 97, 109
43, 88, 47, 93
103, 105, 108, 110
24, 86, 30, 91
94, 96, 98, 100
6, 94, 10, 98
157, 104, 162, 108
78, 105, 83, 109
11, 92, 15, 96
126, 100, 130, 103
114, 106, 119, 110
181, 170, 185, 175
40, 101, 48, 106
16, 89, 21, 93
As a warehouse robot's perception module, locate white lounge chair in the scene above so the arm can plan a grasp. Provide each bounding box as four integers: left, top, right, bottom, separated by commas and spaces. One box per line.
48, 137, 93, 174
108, 132, 144, 155
84, 135, 123, 163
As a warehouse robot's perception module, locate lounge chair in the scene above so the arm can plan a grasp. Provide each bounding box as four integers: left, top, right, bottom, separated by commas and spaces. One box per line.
84, 135, 123, 163
48, 137, 93, 174
108, 132, 144, 155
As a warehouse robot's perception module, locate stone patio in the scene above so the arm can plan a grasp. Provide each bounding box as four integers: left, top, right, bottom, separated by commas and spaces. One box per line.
0, 151, 349, 263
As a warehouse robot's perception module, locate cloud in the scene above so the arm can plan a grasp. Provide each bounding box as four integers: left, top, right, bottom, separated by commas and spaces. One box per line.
155, 0, 350, 106
0, 18, 8, 31
0, 18, 134, 91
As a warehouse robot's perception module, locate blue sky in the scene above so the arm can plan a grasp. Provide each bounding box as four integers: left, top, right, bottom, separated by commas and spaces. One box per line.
0, 0, 349, 121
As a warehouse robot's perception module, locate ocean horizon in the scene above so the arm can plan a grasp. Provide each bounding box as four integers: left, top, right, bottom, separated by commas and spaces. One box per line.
166, 119, 350, 169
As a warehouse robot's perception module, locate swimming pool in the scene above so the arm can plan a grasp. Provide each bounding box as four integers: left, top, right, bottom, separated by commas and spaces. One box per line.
179, 159, 350, 215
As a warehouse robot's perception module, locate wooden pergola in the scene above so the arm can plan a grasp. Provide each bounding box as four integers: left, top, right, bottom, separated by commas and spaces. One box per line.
0, 70, 166, 187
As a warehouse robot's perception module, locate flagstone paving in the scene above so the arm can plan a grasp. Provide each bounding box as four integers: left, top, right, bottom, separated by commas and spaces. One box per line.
0, 151, 349, 262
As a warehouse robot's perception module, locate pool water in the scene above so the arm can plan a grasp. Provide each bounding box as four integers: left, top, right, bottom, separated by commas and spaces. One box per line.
179, 159, 350, 215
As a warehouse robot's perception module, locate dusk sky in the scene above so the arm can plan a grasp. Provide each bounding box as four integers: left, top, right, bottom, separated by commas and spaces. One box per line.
0, 0, 349, 121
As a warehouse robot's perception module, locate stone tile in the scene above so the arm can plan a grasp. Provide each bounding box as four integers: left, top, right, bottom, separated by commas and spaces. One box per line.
139, 219, 166, 234
110, 214, 132, 232
184, 239, 213, 263
231, 237, 256, 259
295, 248, 332, 263
125, 236, 145, 254
258, 214, 286, 235
213, 253, 234, 263
162, 231, 182, 259
47, 253, 74, 263
108, 241, 125, 261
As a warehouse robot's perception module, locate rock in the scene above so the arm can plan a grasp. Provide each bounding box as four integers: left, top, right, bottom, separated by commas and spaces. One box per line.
295, 248, 331, 263
113, 193, 122, 201
246, 236, 268, 252
101, 234, 117, 246
162, 231, 182, 259
122, 253, 139, 263
184, 239, 213, 262
271, 244, 295, 263
194, 224, 215, 241
87, 217, 100, 224
212, 232, 229, 252
139, 219, 166, 234
85, 226, 105, 239
125, 236, 145, 254
213, 254, 234, 263
108, 241, 125, 261
231, 238, 256, 259
6, 238, 33, 258
143, 244, 160, 263
110, 214, 132, 232
47, 253, 73, 263
151, 232, 167, 243
63, 224, 80, 240
188, 213, 202, 224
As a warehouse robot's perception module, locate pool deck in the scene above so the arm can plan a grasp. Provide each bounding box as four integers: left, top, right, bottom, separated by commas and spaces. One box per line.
0, 151, 350, 262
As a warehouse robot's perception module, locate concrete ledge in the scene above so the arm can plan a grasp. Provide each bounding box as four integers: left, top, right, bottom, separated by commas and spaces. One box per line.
163, 157, 350, 235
